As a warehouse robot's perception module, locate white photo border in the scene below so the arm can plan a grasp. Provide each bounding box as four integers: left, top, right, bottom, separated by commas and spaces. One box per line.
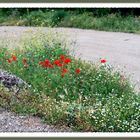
0, 3, 140, 7
0, 3, 139, 137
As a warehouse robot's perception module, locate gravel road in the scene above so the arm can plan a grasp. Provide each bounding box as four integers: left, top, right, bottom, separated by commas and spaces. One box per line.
0, 108, 72, 132
0, 26, 140, 132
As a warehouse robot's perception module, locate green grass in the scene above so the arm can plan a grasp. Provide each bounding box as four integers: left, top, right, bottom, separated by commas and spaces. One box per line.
0, 9, 140, 33
0, 31, 140, 132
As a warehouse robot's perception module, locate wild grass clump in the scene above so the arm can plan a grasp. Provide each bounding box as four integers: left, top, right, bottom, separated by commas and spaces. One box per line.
0, 32, 139, 132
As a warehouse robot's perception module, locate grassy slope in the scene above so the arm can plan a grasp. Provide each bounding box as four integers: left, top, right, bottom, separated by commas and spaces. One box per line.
0, 32, 140, 132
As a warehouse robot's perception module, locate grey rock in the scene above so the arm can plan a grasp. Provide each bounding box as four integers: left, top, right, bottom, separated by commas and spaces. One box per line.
0, 69, 29, 94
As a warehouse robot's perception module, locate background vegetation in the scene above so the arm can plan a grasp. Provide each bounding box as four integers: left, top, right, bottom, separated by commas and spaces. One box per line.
0, 8, 140, 33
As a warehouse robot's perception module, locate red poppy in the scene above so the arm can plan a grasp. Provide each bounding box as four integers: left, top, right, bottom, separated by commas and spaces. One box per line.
11, 55, 17, 61
48, 63, 53, 68
39, 61, 44, 65
63, 58, 71, 64
60, 55, 65, 61
75, 69, 81, 74
58, 63, 64, 68
61, 74, 65, 77
39, 61, 47, 68
22, 58, 27, 64
61, 69, 68, 73
8, 59, 12, 63
101, 59, 107, 63
45, 59, 50, 65
54, 60, 60, 65
39, 60, 53, 69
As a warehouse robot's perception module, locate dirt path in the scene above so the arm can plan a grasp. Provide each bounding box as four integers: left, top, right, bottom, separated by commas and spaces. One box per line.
0, 108, 72, 132
0, 26, 140, 132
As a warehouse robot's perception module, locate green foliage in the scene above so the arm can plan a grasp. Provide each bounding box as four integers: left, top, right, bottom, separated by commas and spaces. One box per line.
51, 10, 68, 26
85, 93, 140, 132
0, 8, 140, 33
